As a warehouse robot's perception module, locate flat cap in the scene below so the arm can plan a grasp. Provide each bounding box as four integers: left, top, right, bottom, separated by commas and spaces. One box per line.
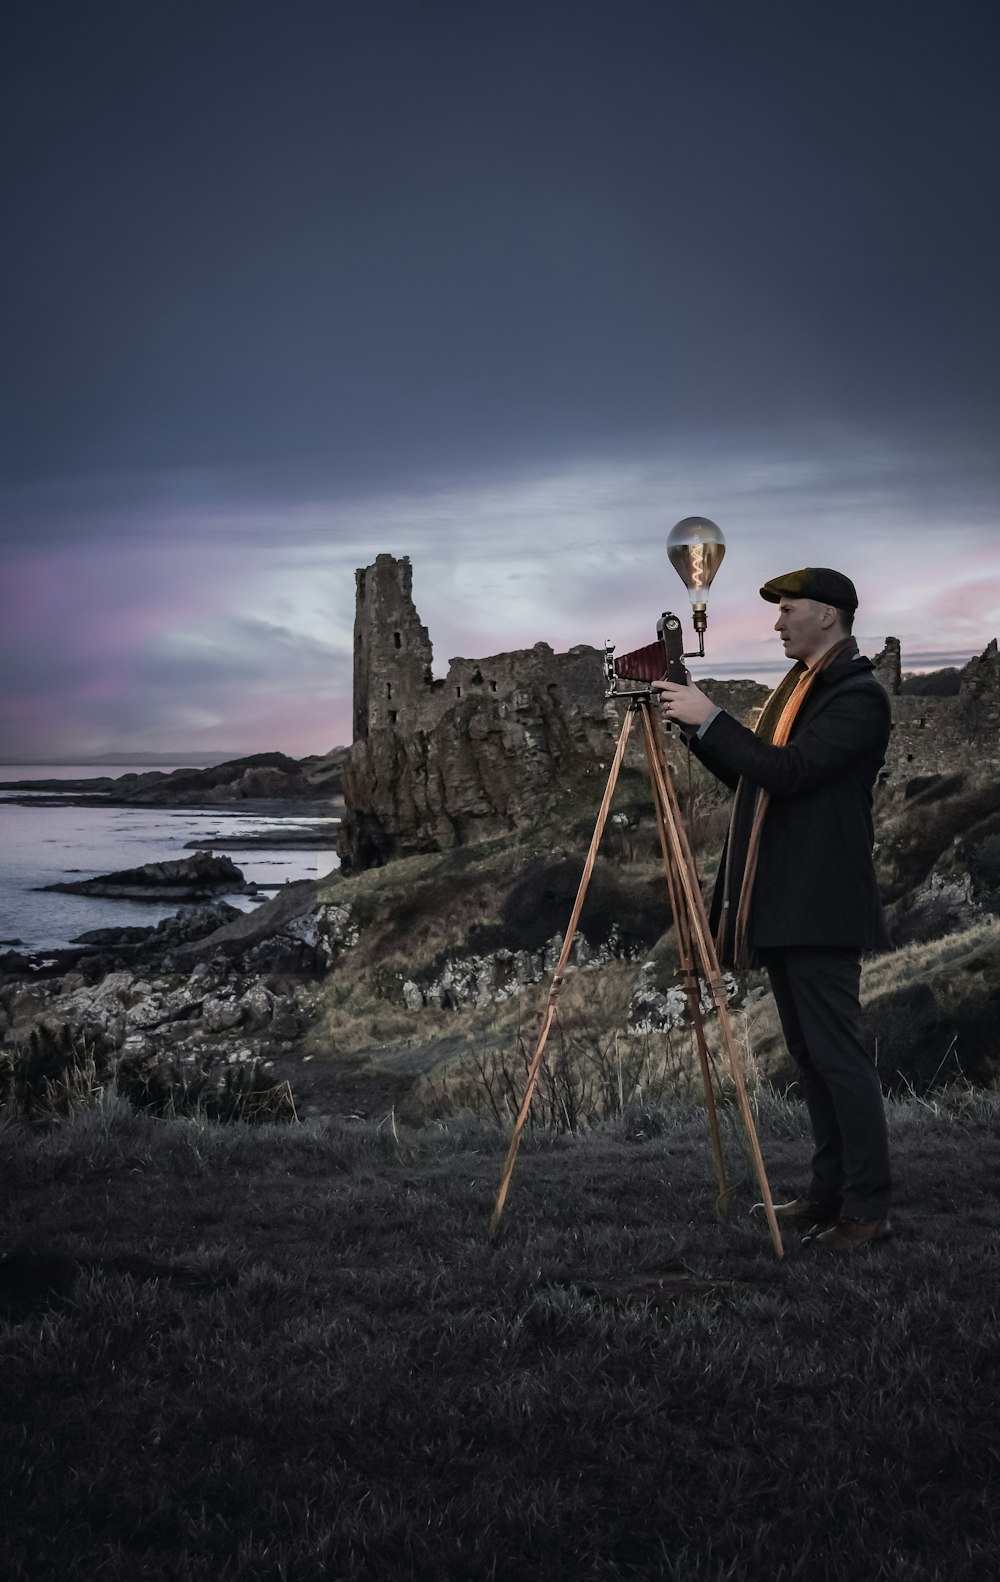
759, 567, 858, 612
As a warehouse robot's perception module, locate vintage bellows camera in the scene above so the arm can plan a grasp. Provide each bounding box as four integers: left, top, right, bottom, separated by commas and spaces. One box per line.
604, 516, 725, 695
606, 611, 687, 690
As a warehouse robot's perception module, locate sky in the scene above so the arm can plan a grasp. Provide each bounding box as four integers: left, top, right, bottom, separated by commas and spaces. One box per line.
2, 0, 998, 760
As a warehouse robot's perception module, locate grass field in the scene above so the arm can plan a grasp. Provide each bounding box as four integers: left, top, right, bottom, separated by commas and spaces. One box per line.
2, 1090, 999, 1581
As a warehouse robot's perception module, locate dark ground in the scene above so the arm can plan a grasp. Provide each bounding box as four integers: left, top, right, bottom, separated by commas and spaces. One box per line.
1, 1091, 998, 1581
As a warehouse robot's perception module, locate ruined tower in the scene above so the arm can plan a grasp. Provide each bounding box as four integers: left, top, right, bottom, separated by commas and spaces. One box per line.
872, 637, 902, 696
352, 554, 434, 739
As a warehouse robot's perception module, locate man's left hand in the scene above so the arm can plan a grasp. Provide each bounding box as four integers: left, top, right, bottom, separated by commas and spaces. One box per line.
652, 676, 715, 728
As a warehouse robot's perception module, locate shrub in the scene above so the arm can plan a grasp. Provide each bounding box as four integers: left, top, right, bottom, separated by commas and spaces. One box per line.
0, 1023, 118, 1125
0, 1024, 297, 1128
115, 1049, 297, 1124
416, 1024, 717, 1134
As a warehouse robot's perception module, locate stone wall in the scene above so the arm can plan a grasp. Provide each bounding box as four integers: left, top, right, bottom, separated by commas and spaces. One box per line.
872, 637, 1000, 783
339, 554, 1000, 868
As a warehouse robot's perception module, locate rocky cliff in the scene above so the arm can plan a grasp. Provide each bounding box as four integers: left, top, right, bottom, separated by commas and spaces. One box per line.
341, 639, 616, 867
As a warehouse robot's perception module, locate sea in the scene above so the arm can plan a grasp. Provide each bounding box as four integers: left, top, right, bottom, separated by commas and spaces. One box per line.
0, 765, 341, 954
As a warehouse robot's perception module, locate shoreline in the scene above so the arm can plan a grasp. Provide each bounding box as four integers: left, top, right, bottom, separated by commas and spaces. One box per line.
0, 790, 343, 959
0, 791, 344, 815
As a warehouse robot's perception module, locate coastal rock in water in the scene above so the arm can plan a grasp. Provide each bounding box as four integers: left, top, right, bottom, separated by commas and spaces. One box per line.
72, 925, 160, 949
42, 852, 251, 901
71, 902, 243, 954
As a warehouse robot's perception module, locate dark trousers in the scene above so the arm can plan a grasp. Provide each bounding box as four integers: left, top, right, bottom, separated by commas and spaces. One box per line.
761, 946, 891, 1220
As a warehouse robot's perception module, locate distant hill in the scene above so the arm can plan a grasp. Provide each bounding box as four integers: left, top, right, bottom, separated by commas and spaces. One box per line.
899, 666, 962, 696
0, 752, 249, 767
0, 751, 348, 804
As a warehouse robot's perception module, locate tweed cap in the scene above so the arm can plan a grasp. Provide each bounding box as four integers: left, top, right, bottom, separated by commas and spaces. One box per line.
759, 567, 858, 612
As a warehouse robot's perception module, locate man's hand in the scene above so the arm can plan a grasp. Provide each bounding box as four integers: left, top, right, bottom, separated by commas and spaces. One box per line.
652, 676, 716, 729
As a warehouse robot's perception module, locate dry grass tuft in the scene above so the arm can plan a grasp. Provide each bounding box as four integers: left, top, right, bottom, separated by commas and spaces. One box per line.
862, 918, 1000, 999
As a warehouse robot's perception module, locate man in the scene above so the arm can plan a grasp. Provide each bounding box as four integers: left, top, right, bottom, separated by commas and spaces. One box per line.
654, 567, 892, 1252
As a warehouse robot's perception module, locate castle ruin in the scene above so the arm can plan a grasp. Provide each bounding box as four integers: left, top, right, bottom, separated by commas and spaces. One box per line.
339, 553, 1000, 869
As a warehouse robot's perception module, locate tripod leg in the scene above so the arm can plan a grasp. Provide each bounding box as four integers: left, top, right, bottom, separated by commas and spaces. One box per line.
489, 704, 637, 1237
642, 725, 731, 1214
639, 704, 784, 1259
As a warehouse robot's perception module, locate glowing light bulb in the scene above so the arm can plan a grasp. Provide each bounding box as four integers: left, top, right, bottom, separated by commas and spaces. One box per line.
667, 517, 726, 633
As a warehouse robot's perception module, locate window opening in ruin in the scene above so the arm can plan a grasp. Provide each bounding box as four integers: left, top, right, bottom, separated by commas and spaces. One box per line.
386, 682, 392, 699
456, 685, 462, 697
490, 680, 497, 692
471, 668, 484, 686
393, 631, 402, 649
388, 710, 398, 724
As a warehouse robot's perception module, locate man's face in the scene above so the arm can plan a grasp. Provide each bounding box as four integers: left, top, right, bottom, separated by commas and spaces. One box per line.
773, 597, 834, 663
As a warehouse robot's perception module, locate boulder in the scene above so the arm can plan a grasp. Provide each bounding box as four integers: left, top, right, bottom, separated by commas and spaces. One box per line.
201, 997, 245, 1033
238, 982, 276, 1032
170, 881, 357, 974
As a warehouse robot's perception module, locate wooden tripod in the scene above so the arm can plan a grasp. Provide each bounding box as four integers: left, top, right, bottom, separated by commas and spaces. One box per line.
489, 695, 784, 1259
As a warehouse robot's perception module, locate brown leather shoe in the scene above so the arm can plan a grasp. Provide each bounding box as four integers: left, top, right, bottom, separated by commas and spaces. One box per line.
770, 1197, 840, 1224
811, 1218, 892, 1252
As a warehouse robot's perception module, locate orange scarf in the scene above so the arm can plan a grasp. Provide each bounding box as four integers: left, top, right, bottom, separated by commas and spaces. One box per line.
715, 638, 855, 967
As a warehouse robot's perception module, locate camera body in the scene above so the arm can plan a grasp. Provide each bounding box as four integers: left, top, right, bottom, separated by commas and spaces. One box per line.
604, 611, 688, 696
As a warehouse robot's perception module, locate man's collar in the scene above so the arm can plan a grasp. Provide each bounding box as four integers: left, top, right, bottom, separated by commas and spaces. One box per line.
816, 641, 872, 685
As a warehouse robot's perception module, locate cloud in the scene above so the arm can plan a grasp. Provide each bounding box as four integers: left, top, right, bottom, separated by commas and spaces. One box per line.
1, 426, 997, 758
0, 538, 352, 757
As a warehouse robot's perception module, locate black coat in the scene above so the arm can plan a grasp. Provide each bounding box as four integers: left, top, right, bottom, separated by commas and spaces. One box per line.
690, 651, 891, 952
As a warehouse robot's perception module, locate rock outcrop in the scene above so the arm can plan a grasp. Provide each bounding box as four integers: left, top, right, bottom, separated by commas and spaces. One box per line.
342, 640, 616, 867
0, 884, 362, 1113
41, 851, 252, 900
